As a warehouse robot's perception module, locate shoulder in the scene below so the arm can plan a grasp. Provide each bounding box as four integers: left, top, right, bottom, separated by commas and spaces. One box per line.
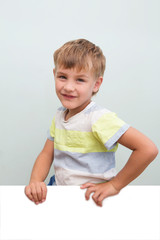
85, 102, 112, 125
54, 106, 66, 121
90, 103, 129, 133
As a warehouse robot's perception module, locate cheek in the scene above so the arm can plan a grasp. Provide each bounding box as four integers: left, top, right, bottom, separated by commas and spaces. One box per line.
55, 81, 62, 91
79, 86, 93, 97
88, 83, 96, 93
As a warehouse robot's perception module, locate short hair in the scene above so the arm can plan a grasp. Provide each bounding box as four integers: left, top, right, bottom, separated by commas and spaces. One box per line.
53, 39, 106, 79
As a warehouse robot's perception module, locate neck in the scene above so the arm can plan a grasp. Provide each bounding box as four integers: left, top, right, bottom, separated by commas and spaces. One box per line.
64, 101, 92, 121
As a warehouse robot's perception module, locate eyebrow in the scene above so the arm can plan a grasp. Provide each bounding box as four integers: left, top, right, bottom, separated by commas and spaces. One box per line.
56, 71, 66, 75
76, 74, 89, 78
56, 71, 89, 78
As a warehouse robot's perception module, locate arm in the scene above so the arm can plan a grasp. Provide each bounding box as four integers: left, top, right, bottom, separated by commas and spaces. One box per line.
111, 127, 158, 190
25, 139, 54, 204
81, 127, 158, 207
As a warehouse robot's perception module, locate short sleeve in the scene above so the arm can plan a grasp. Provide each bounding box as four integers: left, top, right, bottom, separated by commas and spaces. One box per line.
47, 117, 55, 141
92, 112, 130, 150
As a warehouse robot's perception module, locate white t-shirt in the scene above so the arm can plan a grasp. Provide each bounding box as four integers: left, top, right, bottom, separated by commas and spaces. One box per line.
48, 101, 130, 185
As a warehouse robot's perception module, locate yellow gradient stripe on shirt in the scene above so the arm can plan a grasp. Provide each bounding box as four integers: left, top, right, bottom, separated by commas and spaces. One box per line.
53, 128, 118, 153
92, 112, 126, 145
50, 117, 55, 138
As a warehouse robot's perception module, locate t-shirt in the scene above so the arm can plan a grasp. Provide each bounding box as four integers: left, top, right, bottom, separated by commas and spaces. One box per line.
47, 101, 130, 185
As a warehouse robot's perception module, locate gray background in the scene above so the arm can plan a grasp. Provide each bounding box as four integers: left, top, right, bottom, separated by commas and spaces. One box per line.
0, 0, 159, 185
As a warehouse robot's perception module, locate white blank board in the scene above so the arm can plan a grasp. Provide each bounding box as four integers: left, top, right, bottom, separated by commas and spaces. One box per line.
0, 186, 160, 240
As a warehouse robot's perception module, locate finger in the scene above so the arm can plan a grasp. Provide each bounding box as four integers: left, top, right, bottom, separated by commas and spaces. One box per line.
80, 182, 95, 189
92, 194, 103, 207
36, 185, 42, 202
25, 186, 34, 202
31, 185, 39, 204
97, 192, 107, 203
97, 201, 103, 207
85, 187, 95, 200
92, 190, 103, 207
91, 188, 105, 207
41, 183, 47, 202
96, 194, 104, 207
92, 191, 100, 203
97, 192, 109, 207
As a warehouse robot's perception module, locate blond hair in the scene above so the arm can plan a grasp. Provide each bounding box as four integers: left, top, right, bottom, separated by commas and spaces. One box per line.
53, 39, 106, 79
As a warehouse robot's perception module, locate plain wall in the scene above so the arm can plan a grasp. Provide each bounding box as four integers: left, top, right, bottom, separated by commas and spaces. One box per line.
0, 0, 159, 185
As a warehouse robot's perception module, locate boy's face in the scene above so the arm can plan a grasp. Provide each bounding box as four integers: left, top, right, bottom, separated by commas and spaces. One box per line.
53, 66, 102, 116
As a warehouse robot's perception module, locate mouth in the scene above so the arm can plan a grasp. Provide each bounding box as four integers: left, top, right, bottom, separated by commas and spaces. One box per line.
61, 94, 77, 99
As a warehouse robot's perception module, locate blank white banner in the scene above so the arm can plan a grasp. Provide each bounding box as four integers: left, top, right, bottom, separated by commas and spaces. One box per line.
0, 186, 160, 240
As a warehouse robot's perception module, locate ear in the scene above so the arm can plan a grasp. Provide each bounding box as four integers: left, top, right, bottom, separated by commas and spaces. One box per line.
93, 76, 103, 93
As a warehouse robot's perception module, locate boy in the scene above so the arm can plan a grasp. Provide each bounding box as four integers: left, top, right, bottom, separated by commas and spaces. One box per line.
25, 39, 158, 207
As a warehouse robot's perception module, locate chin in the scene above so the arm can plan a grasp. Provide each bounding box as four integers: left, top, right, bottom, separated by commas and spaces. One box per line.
61, 101, 76, 109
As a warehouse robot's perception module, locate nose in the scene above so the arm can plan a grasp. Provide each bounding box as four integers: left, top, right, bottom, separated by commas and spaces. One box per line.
63, 80, 75, 92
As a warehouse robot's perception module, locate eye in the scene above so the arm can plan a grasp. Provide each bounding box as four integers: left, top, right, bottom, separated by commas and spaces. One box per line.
58, 75, 66, 79
77, 78, 85, 82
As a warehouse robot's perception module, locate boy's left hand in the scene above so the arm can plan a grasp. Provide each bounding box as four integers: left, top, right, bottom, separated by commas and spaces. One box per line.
80, 181, 119, 207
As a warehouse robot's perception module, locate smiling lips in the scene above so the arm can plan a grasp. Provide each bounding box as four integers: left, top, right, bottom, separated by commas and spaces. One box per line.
61, 93, 77, 99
